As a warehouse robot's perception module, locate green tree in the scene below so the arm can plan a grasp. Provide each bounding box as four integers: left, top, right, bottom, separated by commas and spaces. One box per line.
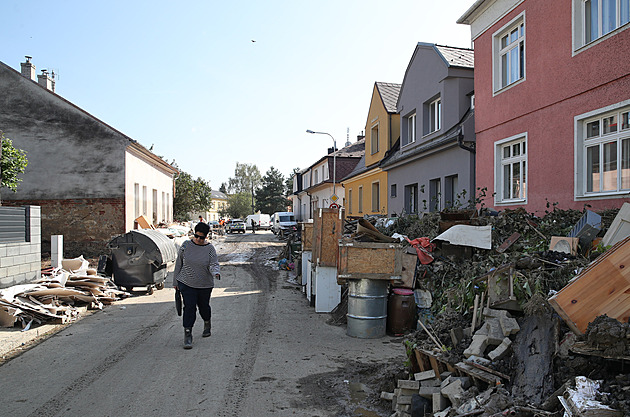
0, 132, 28, 195
219, 182, 227, 194
173, 171, 212, 220
225, 192, 250, 219
256, 167, 289, 214
227, 162, 261, 214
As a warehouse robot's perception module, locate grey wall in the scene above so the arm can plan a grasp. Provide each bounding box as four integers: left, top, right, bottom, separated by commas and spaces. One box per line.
0, 206, 41, 288
0, 62, 127, 200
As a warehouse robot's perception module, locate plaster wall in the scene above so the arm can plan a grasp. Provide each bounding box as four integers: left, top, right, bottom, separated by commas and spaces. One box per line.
364, 85, 399, 167
343, 169, 387, 217
471, 0, 630, 213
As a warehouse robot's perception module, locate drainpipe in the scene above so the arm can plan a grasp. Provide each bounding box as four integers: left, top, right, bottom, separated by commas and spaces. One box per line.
457, 128, 475, 154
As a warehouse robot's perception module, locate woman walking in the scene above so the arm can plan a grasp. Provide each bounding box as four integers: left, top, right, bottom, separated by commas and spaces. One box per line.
173, 222, 220, 349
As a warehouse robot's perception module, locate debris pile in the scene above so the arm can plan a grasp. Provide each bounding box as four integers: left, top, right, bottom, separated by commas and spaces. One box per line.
0, 256, 127, 329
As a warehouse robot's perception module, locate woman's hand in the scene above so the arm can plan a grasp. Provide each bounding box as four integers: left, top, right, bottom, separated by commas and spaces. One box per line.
215, 274, 221, 280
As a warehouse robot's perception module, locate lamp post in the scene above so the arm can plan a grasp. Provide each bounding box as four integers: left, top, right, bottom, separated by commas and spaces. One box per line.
306, 130, 337, 203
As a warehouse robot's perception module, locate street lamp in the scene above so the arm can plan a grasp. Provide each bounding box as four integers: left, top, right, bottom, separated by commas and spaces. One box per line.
306, 130, 337, 202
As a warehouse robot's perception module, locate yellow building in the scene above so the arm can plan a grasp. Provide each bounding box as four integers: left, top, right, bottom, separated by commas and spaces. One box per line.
342, 82, 400, 217
190, 189, 228, 222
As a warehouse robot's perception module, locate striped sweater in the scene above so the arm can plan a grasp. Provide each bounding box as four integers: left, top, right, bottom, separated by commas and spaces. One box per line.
173, 239, 220, 289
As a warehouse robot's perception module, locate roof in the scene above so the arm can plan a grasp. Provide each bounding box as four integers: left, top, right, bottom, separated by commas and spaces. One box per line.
434, 45, 474, 68
457, 0, 491, 24
375, 82, 402, 113
341, 154, 368, 182
211, 190, 228, 199
331, 138, 365, 158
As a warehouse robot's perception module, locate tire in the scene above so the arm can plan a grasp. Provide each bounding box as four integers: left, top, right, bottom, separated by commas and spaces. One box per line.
146, 285, 154, 295
156, 282, 164, 290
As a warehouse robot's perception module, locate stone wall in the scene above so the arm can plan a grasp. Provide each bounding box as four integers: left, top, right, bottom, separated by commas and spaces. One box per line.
3, 199, 125, 258
0, 206, 41, 288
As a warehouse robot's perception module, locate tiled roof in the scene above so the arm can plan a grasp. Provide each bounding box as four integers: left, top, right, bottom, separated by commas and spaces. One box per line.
341, 154, 368, 181
435, 45, 474, 68
376, 82, 402, 113
332, 138, 365, 158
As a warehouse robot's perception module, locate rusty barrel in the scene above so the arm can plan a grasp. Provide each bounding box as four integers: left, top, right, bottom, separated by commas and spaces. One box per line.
387, 288, 416, 335
347, 279, 388, 339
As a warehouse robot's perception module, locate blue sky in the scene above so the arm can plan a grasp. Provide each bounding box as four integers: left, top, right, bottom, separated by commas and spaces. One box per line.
1, 0, 474, 189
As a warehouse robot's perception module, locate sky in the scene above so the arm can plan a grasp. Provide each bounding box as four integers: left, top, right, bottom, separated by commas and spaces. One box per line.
0, 0, 475, 190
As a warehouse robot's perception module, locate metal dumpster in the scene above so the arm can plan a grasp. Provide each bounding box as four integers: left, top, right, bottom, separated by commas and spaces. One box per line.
107, 229, 177, 293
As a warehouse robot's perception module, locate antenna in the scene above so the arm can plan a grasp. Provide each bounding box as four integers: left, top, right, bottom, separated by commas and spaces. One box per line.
345, 127, 351, 146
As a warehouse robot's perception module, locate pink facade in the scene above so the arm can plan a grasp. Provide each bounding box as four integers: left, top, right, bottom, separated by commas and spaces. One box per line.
462, 0, 630, 214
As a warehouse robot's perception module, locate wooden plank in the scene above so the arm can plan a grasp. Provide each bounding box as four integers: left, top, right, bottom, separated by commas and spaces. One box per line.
496, 232, 521, 253
399, 253, 417, 289
549, 235, 630, 334
414, 349, 431, 372
455, 362, 501, 385
337, 239, 403, 280
313, 208, 344, 267
301, 222, 314, 251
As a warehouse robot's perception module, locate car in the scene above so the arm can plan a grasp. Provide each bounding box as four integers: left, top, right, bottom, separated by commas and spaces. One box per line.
208, 220, 224, 235
226, 219, 246, 234
246, 214, 271, 231
271, 212, 297, 237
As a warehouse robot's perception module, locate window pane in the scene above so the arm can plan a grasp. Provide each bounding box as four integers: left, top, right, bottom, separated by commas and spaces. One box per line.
512, 162, 521, 198
510, 48, 519, 84
519, 43, 525, 79
512, 143, 521, 156
587, 145, 600, 192
622, 139, 630, 189
621, 112, 629, 130
522, 161, 527, 198
501, 53, 508, 86
501, 35, 508, 49
503, 146, 511, 159
503, 164, 511, 199
603, 141, 618, 191
586, 0, 599, 42
587, 120, 600, 138
602, 0, 617, 34
509, 28, 518, 43
603, 115, 618, 134
622, 0, 630, 25
437, 100, 441, 130
522, 141, 526, 154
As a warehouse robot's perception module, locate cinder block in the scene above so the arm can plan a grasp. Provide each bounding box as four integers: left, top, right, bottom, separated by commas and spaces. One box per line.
413, 370, 436, 381
485, 318, 505, 345
463, 334, 489, 358
0, 246, 7, 257
441, 379, 465, 407
483, 307, 510, 319
433, 392, 450, 412
396, 403, 411, 412
418, 386, 441, 399
19, 264, 31, 274
488, 337, 512, 361
499, 316, 520, 336
397, 395, 412, 405
0, 267, 8, 278
399, 388, 418, 396
381, 391, 394, 401
6, 246, 20, 256
421, 379, 441, 387
7, 265, 20, 276
439, 371, 453, 380
467, 355, 491, 367
398, 379, 420, 390
1, 257, 14, 267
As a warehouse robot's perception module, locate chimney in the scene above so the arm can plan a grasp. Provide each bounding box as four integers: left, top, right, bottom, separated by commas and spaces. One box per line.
38, 69, 55, 92
20, 56, 36, 81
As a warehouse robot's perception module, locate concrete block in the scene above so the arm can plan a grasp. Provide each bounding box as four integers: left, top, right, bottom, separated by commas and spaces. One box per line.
474, 322, 488, 336
413, 370, 436, 381
418, 386, 441, 399
433, 393, 450, 412
15, 255, 26, 265
19, 264, 31, 274
6, 246, 20, 256
441, 379, 464, 407
439, 371, 453, 380
463, 334, 489, 358
463, 326, 472, 337
396, 404, 411, 412
420, 379, 441, 387
485, 318, 505, 345
381, 391, 394, 401
0, 246, 7, 257
397, 395, 412, 405
398, 379, 420, 390
392, 392, 398, 411
450, 327, 465, 346
19, 245, 31, 255
399, 388, 418, 396
0, 267, 7, 278
499, 316, 520, 336
1, 257, 15, 267
7, 265, 20, 277
394, 388, 401, 397
440, 375, 453, 389
488, 337, 512, 361
483, 307, 510, 319
467, 355, 492, 366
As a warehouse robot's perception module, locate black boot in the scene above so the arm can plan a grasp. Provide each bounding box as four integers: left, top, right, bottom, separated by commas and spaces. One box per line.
202, 320, 211, 337
184, 327, 193, 349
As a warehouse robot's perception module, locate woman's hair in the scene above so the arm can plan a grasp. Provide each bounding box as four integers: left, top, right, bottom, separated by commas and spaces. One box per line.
195, 222, 210, 236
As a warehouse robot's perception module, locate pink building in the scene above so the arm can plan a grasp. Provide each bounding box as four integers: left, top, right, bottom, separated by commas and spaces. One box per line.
458, 0, 630, 214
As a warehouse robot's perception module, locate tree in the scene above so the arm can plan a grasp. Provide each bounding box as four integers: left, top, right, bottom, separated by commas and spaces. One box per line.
0, 132, 28, 197
219, 182, 227, 194
225, 192, 250, 219
256, 167, 289, 214
227, 162, 261, 214
173, 171, 212, 220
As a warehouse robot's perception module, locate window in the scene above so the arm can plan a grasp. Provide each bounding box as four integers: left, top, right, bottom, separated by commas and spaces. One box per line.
142, 186, 148, 215
371, 124, 379, 154
429, 178, 441, 212
162, 192, 166, 222
493, 13, 525, 92
407, 113, 416, 145
134, 183, 140, 218
314, 169, 319, 184
495, 134, 527, 203
576, 104, 630, 196
404, 184, 418, 214
428, 98, 441, 134
445, 175, 459, 208
371, 182, 380, 212
166, 193, 170, 220
358, 186, 363, 213
391, 184, 397, 198
152, 189, 158, 223
348, 189, 353, 214
585, 0, 630, 43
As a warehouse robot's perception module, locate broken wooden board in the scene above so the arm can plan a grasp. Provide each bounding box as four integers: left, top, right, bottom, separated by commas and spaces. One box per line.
455, 362, 501, 385
549, 236, 579, 255
337, 239, 403, 280
301, 222, 314, 251
312, 208, 344, 268
496, 232, 521, 253
415, 348, 456, 381
549, 235, 630, 334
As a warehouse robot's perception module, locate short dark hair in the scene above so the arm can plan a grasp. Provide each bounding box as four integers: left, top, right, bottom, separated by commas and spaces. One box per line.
194, 222, 210, 236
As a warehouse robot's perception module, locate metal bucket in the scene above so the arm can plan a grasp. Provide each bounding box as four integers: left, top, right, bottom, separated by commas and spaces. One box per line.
347, 279, 388, 338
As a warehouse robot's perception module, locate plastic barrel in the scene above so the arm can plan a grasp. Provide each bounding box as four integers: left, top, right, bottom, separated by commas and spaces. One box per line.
387, 289, 417, 335
347, 279, 388, 338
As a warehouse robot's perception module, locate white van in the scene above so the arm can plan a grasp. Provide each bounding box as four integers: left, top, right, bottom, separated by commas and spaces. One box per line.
245, 213, 271, 230
271, 212, 297, 236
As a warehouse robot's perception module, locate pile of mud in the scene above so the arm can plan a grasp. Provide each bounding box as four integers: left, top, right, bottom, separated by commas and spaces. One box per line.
585, 315, 630, 357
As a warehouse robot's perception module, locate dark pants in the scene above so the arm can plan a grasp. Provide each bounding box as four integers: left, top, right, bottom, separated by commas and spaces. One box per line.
178, 281, 213, 328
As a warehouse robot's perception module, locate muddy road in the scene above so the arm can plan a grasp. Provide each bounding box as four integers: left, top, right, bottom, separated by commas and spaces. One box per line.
0, 231, 405, 416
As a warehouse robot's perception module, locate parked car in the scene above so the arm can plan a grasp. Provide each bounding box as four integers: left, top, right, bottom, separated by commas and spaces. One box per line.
271, 212, 297, 237
226, 219, 246, 234
246, 214, 271, 231
208, 220, 224, 235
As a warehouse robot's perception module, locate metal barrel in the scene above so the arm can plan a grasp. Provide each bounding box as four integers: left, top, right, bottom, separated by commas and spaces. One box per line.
346, 279, 388, 338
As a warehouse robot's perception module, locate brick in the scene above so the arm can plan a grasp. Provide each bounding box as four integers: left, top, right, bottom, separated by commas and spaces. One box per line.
440, 371, 453, 380
418, 386, 441, 399
414, 370, 436, 381
441, 379, 465, 407
381, 391, 394, 401
499, 316, 520, 336
433, 392, 450, 412
420, 379, 441, 387
488, 337, 512, 361
398, 379, 420, 390
463, 334, 489, 358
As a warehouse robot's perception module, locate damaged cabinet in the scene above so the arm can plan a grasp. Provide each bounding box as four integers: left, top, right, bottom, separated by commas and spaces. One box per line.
337, 239, 403, 282
312, 208, 344, 267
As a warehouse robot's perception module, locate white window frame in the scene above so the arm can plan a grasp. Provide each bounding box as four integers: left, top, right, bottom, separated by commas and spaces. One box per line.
428, 98, 441, 134
492, 12, 526, 95
494, 133, 528, 205
407, 113, 416, 145
573, 0, 630, 53
574, 100, 630, 199
370, 123, 380, 154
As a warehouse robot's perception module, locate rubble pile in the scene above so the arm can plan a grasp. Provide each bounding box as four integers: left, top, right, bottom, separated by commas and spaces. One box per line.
0, 256, 128, 329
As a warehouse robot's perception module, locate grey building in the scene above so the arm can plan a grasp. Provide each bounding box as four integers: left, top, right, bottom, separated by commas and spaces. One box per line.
382, 43, 476, 215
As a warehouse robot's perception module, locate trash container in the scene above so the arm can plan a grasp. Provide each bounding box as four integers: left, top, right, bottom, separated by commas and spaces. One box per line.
387, 288, 416, 335
346, 279, 388, 339
108, 229, 177, 293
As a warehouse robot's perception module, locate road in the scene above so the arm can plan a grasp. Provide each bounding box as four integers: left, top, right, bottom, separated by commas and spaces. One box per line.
0, 231, 406, 417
